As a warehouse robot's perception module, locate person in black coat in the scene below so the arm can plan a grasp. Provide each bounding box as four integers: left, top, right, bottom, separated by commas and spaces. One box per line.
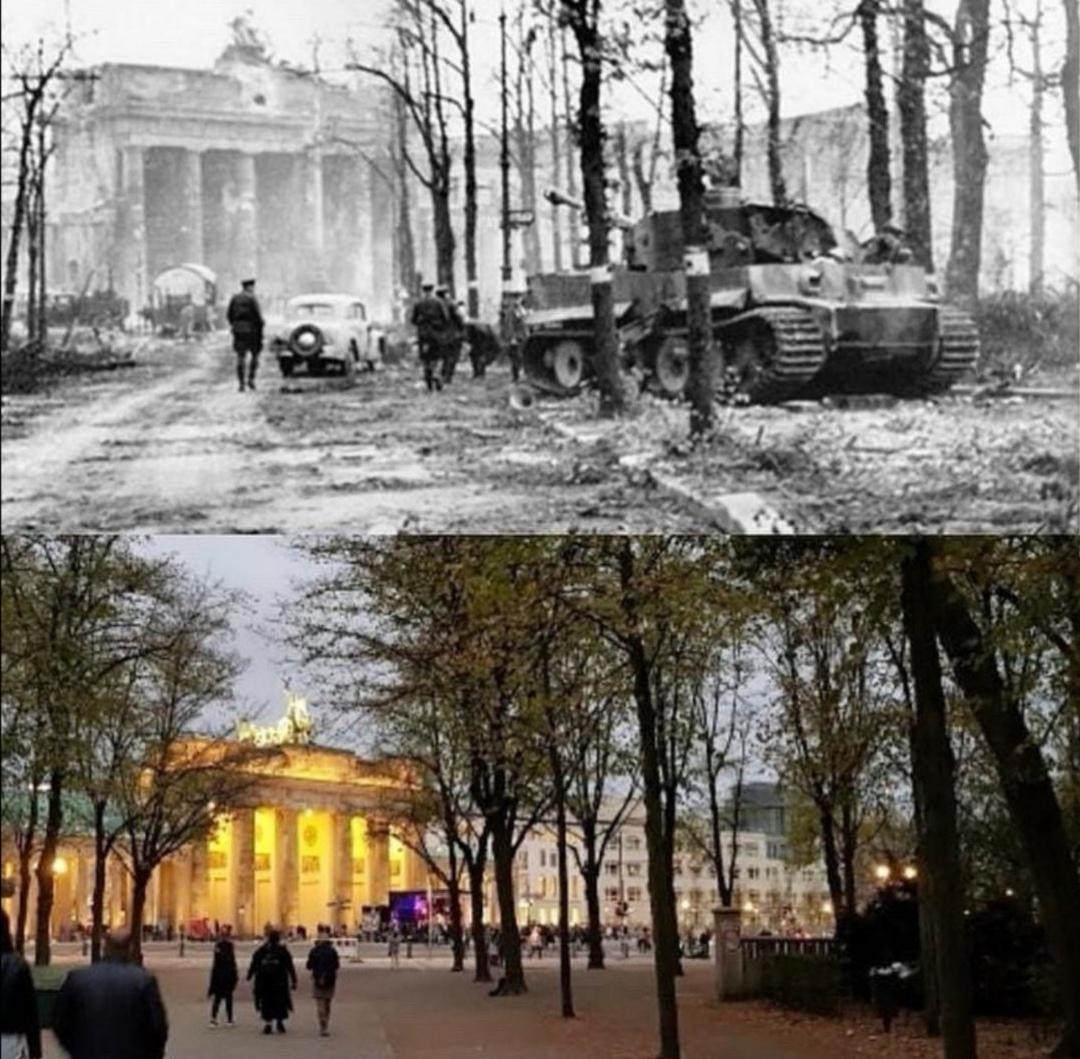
226, 278, 265, 392
0, 909, 42, 1059
246, 929, 297, 1035
51, 927, 168, 1059
207, 923, 238, 1027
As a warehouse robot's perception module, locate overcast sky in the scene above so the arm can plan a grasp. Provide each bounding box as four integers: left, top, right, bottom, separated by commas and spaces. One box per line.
3, 0, 1060, 144
140, 535, 315, 727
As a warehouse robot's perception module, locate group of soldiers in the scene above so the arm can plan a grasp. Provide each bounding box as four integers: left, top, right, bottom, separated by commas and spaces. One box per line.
410, 281, 528, 391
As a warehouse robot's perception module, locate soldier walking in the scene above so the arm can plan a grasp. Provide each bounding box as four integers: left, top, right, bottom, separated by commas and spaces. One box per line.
226, 278, 264, 392
410, 282, 449, 392
499, 291, 527, 383
438, 288, 466, 384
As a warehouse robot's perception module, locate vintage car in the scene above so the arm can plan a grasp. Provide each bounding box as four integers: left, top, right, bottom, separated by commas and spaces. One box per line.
269, 293, 385, 377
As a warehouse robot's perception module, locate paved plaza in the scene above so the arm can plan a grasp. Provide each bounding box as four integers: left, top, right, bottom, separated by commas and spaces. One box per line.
39, 944, 826, 1059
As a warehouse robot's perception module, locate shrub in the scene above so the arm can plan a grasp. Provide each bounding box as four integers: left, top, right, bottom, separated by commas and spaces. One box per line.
760, 954, 843, 1016
975, 288, 1080, 377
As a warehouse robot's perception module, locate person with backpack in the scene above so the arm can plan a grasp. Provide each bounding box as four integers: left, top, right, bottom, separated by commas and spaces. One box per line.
246, 928, 296, 1035
207, 923, 238, 1027
305, 925, 341, 1038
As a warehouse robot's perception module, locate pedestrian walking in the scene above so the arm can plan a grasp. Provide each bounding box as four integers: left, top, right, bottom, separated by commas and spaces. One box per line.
246, 928, 297, 1035
529, 925, 543, 959
305, 925, 341, 1038
226, 278, 264, 392
207, 923, 238, 1027
409, 281, 449, 392
0, 910, 42, 1059
51, 927, 168, 1059
388, 924, 401, 968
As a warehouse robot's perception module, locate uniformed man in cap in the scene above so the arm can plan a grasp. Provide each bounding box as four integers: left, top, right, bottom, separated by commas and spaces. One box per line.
499, 290, 527, 383
410, 281, 449, 392
226, 278, 264, 391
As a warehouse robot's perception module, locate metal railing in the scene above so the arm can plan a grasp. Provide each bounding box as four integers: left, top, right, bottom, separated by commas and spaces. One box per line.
740, 935, 836, 961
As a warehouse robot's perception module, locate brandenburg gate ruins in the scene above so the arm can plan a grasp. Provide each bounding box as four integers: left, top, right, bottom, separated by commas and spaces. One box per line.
50, 44, 395, 317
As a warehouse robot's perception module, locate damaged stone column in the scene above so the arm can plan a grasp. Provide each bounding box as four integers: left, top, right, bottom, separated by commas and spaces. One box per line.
178, 149, 205, 264
713, 905, 746, 1000
115, 144, 147, 314
235, 153, 258, 282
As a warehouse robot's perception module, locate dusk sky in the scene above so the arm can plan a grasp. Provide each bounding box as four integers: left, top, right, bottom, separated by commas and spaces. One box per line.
140, 535, 317, 729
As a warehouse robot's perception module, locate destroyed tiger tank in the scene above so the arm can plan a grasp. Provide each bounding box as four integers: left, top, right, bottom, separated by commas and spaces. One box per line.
521, 189, 979, 402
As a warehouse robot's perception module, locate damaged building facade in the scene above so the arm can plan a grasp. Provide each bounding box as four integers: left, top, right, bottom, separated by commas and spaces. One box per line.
48, 46, 395, 319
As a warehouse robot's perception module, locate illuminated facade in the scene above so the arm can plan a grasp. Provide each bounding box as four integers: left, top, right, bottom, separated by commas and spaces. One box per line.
1, 734, 428, 940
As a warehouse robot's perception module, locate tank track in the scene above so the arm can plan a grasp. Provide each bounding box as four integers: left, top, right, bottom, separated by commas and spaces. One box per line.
717, 306, 827, 404
914, 306, 979, 394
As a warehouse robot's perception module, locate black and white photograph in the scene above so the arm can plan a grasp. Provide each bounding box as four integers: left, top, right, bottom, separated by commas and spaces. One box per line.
1, 0, 1076, 532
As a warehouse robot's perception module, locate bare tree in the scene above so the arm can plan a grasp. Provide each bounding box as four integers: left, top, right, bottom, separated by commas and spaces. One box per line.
1, 36, 72, 354
858, 0, 893, 230
898, 0, 934, 268
1064, 0, 1079, 193
561, 0, 625, 415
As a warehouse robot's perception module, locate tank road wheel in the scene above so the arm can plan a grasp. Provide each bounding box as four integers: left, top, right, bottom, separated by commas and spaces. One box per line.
721, 308, 826, 404
651, 336, 690, 398
547, 339, 586, 391
900, 306, 980, 396
279, 358, 295, 378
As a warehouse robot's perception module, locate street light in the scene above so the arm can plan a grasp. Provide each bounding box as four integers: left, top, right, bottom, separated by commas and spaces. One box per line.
873, 864, 891, 883
52, 857, 68, 876
902, 865, 917, 881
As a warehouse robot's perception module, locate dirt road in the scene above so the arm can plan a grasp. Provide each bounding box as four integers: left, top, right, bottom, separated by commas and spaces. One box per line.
2, 335, 1076, 533
0, 337, 703, 533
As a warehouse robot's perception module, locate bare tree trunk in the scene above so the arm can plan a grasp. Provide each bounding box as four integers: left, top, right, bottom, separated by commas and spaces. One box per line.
489, 815, 526, 994
552, 751, 575, 1017
2, 115, 36, 353
667, 0, 715, 436
753, 0, 787, 205
128, 869, 150, 966
447, 873, 465, 972
1063, 0, 1079, 194
33, 770, 64, 966
90, 802, 109, 963
26, 180, 40, 348
432, 184, 456, 290
14, 785, 40, 954
571, 11, 623, 416
582, 855, 605, 969
613, 123, 635, 261
733, 0, 745, 187
561, 28, 583, 271
1029, 8, 1046, 298
393, 96, 417, 304
547, 22, 564, 272
945, 0, 992, 307
859, 0, 893, 230
461, 2, 480, 318
928, 548, 1080, 1058
899, 0, 934, 269
818, 805, 846, 923
466, 853, 491, 981
911, 767, 941, 1035
901, 540, 977, 1059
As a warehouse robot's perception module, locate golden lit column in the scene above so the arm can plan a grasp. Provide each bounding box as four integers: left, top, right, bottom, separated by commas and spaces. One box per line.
367, 823, 390, 908
331, 814, 353, 931
234, 809, 255, 939
73, 850, 91, 927
190, 839, 210, 921
276, 807, 299, 930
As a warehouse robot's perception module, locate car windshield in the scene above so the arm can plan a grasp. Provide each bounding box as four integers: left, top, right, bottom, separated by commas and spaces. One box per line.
290, 302, 340, 318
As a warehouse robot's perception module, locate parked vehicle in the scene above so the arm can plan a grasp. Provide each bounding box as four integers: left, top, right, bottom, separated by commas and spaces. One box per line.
147, 263, 217, 335
268, 293, 385, 378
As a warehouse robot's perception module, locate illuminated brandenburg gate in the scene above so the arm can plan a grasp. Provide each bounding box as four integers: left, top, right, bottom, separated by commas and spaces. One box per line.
2, 697, 429, 940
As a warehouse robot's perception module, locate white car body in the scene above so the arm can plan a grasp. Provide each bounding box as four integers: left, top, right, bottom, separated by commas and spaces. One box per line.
269, 293, 385, 377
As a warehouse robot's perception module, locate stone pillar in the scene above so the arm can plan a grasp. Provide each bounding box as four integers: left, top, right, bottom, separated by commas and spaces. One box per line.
367, 824, 390, 909
713, 906, 745, 1000
332, 814, 353, 931
179, 149, 204, 264
117, 145, 147, 315
308, 150, 325, 258
190, 839, 209, 922
276, 808, 299, 930
73, 850, 91, 927
175, 850, 191, 928
107, 859, 123, 926
235, 153, 258, 283
234, 810, 255, 939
